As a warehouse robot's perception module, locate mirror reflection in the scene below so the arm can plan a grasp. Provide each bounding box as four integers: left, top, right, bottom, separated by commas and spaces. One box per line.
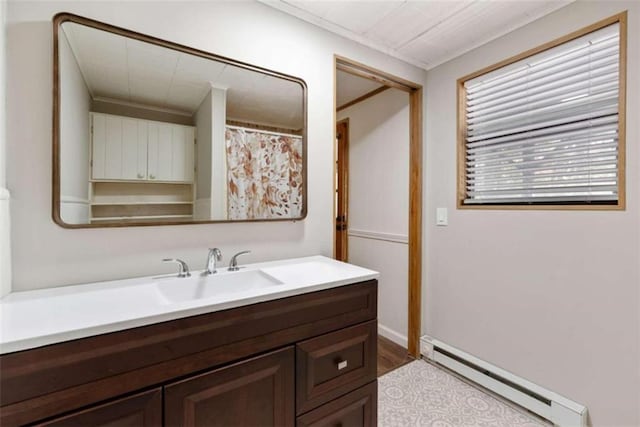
56, 16, 306, 226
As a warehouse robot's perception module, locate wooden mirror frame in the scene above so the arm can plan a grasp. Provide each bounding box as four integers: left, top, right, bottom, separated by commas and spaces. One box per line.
52, 12, 308, 228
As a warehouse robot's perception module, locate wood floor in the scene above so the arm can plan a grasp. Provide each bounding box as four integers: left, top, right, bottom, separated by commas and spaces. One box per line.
377, 335, 414, 377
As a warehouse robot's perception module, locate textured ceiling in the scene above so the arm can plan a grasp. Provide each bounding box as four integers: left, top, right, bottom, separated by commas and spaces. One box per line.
262, 0, 574, 70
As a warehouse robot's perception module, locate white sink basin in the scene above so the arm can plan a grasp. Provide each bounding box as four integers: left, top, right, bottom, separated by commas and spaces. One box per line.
0, 256, 379, 354
155, 269, 284, 304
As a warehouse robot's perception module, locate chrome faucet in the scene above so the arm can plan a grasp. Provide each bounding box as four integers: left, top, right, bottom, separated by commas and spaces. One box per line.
228, 250, 250, 271
162, 258, 191, 278
204, 248, 223, 275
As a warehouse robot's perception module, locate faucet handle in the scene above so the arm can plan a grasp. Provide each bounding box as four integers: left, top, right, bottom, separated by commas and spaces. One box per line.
162, 258, 191, 278
228, 250, 251, 271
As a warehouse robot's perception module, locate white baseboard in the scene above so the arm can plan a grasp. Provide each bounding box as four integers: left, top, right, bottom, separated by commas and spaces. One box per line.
420, 335, 587, 426
60, 195, 90, 204
60, 197, 90, 224
378, 324, 407, 348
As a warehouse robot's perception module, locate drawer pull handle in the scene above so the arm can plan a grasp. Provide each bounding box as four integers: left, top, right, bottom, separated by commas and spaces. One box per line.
337, 360, 348, 370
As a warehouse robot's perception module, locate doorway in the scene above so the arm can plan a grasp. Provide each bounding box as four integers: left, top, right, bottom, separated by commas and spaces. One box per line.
333, 56, 423, 358
335, 119, 349, 262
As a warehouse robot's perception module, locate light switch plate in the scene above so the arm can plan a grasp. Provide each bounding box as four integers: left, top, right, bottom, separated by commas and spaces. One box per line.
436, 208, 448, 226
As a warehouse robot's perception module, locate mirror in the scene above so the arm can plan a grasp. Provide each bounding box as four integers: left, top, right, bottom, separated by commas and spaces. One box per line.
53, 13, 306, 227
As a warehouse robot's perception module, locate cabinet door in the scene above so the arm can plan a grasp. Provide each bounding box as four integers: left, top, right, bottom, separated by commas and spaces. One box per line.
165, 347, 295, 427
91, 113, 106, 179
92, 114, 123, 180
148, 122, 194, 182
121, 118, 147, 180
147, 122, 173, 181
92, 114, 147, 180
35, 388, 161, 427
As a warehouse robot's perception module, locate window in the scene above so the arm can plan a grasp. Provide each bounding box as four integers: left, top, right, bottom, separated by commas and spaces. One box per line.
457, 13, 626, 209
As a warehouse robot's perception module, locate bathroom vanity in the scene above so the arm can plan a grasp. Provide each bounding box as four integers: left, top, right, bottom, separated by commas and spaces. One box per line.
0, 256, 379, 426
0, 10, 377, 426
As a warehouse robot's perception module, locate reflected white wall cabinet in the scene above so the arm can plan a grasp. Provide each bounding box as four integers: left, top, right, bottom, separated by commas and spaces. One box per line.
91, 113, 194, 183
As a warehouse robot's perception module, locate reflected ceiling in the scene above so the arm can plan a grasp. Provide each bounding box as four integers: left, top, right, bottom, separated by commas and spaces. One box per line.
62, 23, 303, 129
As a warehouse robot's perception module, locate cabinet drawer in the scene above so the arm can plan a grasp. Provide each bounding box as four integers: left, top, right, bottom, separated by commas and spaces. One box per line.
35, 388, 161, 427
296, 381, 377, 427
296, 320, 377, 414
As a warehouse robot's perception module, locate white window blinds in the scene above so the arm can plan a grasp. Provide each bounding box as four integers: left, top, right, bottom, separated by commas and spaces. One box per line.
462, 23, 621, 205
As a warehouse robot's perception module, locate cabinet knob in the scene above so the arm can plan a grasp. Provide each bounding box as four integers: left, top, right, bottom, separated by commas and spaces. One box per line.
337, 360, 348, 370
137, 173, 143, 179
150, 174, 156, 180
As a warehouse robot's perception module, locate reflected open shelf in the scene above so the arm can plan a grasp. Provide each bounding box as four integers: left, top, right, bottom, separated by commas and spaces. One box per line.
91, 214, 193, 221
90, 201, 194, 206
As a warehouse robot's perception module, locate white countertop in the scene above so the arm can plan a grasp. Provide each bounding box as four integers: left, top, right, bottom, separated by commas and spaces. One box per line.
0, 256, 379, 354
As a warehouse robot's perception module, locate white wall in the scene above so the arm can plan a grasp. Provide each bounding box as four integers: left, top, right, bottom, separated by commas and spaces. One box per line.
0, 0, 5, 191
338, 88, 410, 346
194, 86, 228, 221
424, 1, 640, 425
211, 87, 227, 220
58, 27, 90, 224
194, 88, 212, 220
0, 0, 10, 297
5, 1, 426, 291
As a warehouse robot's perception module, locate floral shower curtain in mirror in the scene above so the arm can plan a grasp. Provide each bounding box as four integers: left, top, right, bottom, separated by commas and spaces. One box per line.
226, 127, 303, 220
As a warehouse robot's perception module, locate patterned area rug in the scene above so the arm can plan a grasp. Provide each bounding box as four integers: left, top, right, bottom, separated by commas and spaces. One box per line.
378, 360, 548, 427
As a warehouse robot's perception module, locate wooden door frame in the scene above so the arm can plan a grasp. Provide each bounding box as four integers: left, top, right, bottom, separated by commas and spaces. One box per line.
333, 55, 423, 358
335, 119, 350, 262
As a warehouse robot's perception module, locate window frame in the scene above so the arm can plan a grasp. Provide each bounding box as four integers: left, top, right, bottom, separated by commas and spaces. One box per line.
456, 12, 627, 210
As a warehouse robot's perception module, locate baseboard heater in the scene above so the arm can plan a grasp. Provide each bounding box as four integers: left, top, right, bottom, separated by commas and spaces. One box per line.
420, 336, 587, 427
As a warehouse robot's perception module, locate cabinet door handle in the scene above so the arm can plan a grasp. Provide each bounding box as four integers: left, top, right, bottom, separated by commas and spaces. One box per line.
337, 360, 348, 370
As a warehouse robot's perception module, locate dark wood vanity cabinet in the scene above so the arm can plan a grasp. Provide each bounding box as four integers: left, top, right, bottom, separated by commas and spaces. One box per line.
35, 389, 163, 427
165, 347, 295, 427
0, 280, 377, 427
